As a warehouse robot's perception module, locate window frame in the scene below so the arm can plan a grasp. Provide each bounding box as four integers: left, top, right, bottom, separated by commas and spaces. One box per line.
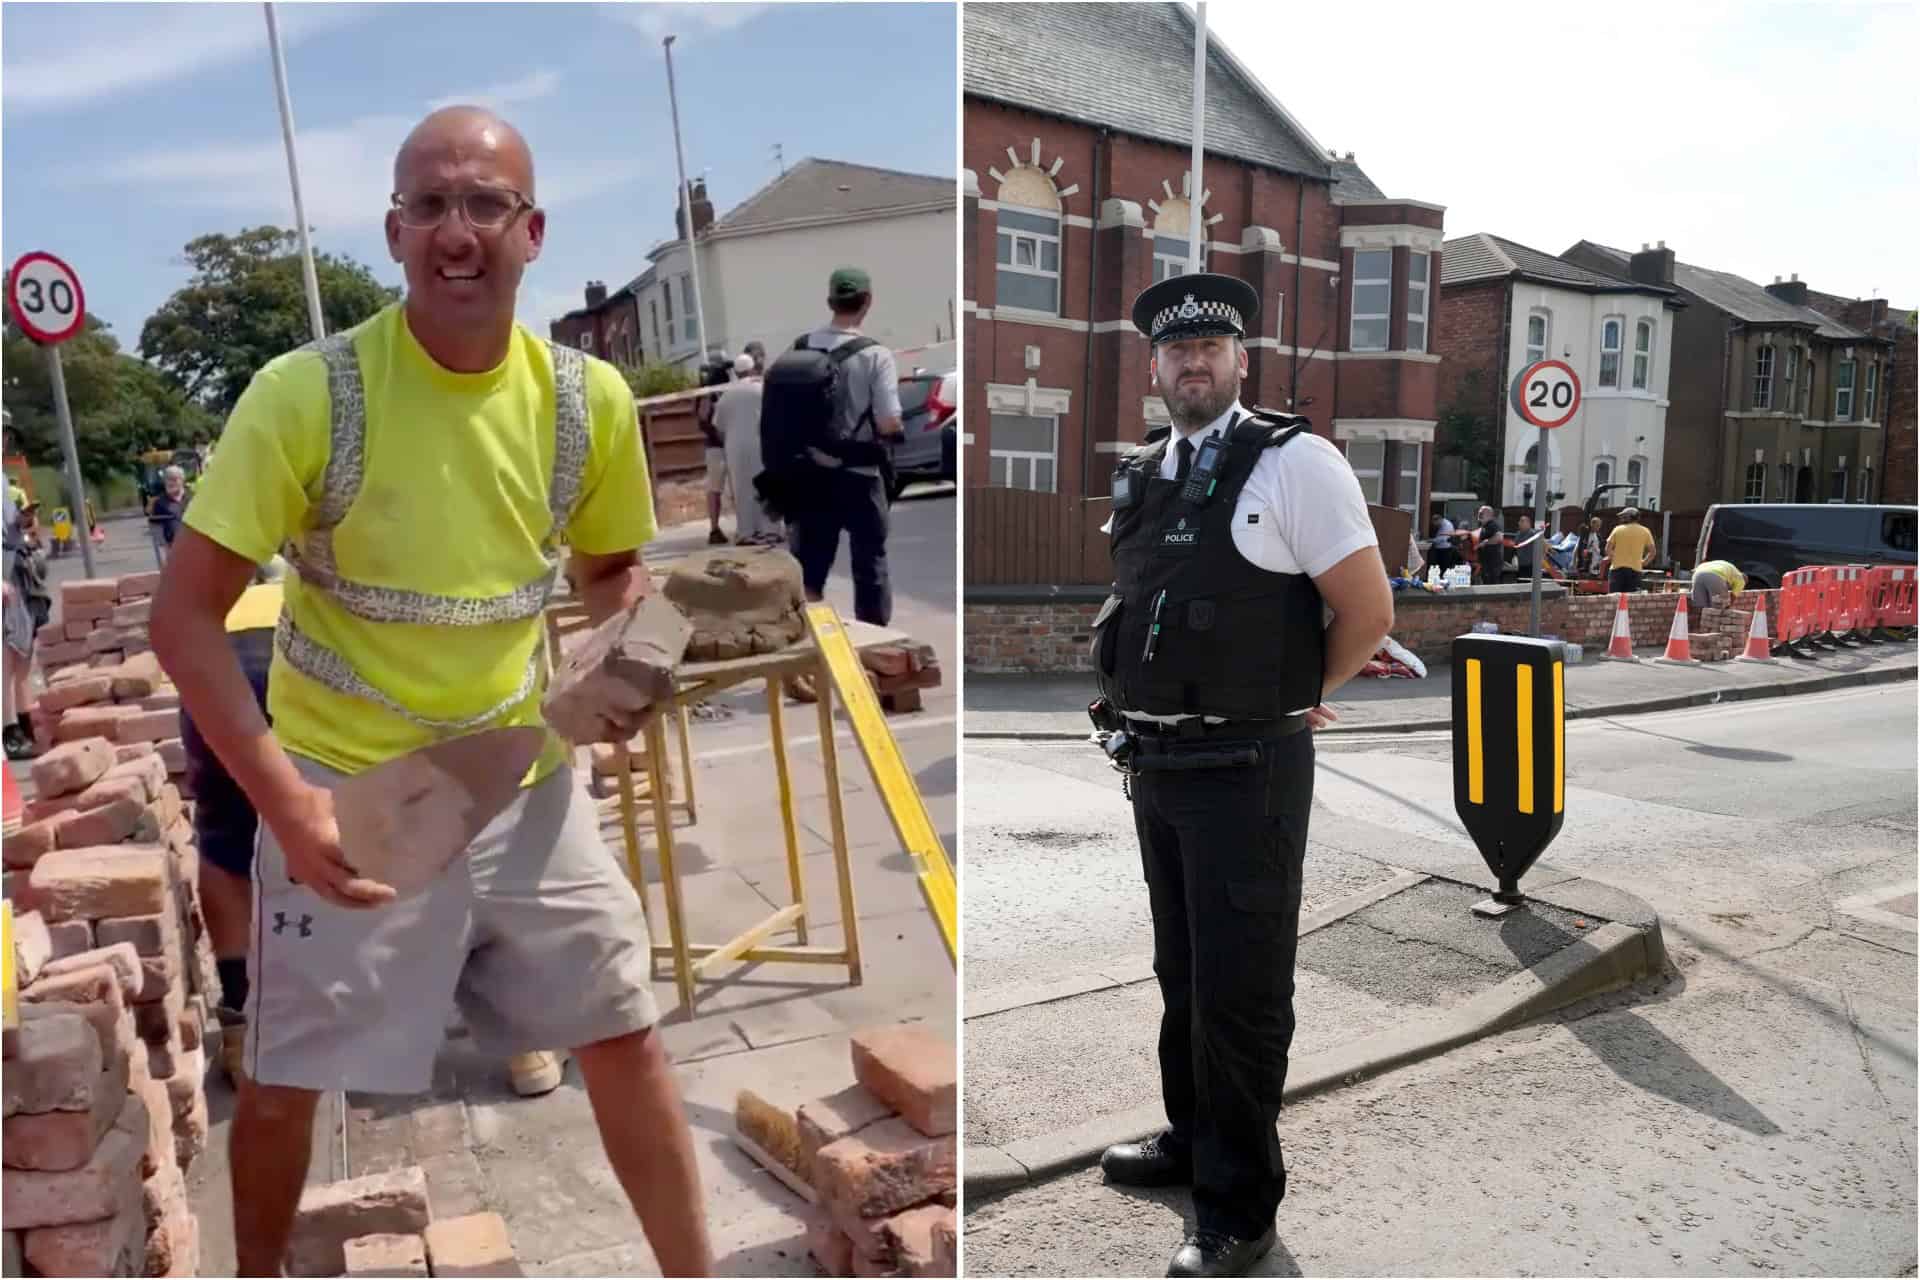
1828, 464, 1848, 503
986, 411, 1060, 493
1393, 441, 1423, 515
1753, 344, 1774, 409
1864, 362, 1879, 419
1598, 317, 1623, 388
1633, 318, 1654, 390
1744, 461, 1766, 502
1627, 455, 1646, 503
1835, 359, 1856, 419
1349, 249, 1392, 352
1593, 456, 1615, 490
680, 276, 697, 343
1152, 233, 1205, 285
1345, 438, 1386, 504
1406, 252, 1430, 353
995, 207, 1064, 316
1525, 309, 1550, 367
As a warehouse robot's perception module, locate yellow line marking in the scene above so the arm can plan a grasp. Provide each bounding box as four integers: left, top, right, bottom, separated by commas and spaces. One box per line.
805, 605, 956, 964
1465, 659, 1483, 805
1516, 664, 1535, 815
1553, 661, 1565, 814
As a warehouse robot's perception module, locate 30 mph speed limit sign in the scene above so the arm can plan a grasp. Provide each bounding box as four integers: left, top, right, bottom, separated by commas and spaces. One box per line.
7, 251, 87, 345
1509, 358, 1581, 430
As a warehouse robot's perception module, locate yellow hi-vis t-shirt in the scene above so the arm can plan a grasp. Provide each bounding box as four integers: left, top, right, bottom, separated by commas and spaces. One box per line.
184, 303, 655, 781
225, 583, 284, 633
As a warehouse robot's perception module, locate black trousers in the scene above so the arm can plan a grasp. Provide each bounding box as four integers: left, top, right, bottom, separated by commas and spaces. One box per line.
1130, 729, 1315, 1238
1608, 568, 1644, 593
788, 469, 892, 627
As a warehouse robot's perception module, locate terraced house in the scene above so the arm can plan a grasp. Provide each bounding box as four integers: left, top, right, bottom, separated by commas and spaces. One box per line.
1561, 242, 1898, 511
961, 1, 1446, 524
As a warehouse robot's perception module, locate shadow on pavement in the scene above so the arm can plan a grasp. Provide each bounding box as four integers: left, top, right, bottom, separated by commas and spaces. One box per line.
1565, 1009, 1781, 1137
1598, 718, 1797, 764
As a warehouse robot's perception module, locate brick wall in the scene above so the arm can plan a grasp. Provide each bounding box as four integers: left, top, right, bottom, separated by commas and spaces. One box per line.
963, 586, 1788, 672
1433, 279, 1508, 423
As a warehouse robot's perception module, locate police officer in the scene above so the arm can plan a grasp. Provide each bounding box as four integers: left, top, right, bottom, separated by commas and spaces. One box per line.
1089, 273, 1394, 1277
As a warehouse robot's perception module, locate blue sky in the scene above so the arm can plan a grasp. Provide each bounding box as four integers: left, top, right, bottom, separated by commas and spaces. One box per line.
2, 1, 958, 353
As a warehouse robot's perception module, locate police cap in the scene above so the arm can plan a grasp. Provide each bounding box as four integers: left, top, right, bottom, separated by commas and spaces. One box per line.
1130, 271, 1260, 345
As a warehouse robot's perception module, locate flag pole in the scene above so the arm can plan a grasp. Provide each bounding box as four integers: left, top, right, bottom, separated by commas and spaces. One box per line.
263, 2, 326, 342
1187, 2, 1208, 274
663, 35, 711, 364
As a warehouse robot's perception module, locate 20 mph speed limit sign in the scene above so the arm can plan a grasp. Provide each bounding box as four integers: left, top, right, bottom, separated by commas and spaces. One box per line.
1509, 358, 1581, 430
7, 251, 87, 345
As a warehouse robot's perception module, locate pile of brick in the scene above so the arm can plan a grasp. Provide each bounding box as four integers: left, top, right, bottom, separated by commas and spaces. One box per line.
733, 1025, 956, 1277
32, 573, 162, 686
285, 1164, 523, 1278
5, 855, 213, 1276
861, 644, 943, 714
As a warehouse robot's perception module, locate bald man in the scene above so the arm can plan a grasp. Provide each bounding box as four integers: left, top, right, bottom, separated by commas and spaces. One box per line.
151, 107, 712, 1276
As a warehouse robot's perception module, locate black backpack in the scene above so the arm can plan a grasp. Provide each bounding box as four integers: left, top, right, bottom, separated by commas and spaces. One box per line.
755, 335, 885, 517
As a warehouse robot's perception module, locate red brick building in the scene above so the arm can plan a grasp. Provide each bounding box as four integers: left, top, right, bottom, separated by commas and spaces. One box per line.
962, 2, 1444, 522
1801, 292, 1915, 505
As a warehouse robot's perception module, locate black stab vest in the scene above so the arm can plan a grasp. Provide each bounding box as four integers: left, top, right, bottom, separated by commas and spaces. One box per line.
1092, 411, 1327, 720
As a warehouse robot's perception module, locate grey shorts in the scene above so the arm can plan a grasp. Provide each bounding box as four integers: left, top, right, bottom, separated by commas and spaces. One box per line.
704, 447, 730, 494
246, 756, 659, 1094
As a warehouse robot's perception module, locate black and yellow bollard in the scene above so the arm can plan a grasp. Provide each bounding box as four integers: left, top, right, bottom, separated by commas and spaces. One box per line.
1451, 634, 1567, 917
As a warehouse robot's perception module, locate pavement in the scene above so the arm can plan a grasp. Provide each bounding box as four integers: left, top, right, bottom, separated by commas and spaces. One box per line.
965, 640, 1918, 739
170, 488, 959, 1276
963, 686, 1917, 1276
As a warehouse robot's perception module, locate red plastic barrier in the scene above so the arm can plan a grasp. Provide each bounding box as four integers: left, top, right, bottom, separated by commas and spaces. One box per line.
1776, 568, 1815, 644
1880, 566, 1916, 628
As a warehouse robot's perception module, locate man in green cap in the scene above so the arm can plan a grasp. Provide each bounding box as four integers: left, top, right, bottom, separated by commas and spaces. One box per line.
782, 266, 903, 630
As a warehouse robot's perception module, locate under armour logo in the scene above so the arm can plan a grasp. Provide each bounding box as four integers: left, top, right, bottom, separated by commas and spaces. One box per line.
1178, 294, 1200, 319
272, 912, 313, 938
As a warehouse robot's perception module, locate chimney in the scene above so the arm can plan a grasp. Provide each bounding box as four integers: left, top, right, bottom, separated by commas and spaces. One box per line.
1629, 242, 1674, 287
674, 178, 717, 240
585, 280, 607, 309
1765, 276, 1809, 306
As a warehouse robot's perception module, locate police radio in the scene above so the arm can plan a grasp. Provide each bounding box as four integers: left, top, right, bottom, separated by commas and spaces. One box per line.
1180, 435, 1227, 505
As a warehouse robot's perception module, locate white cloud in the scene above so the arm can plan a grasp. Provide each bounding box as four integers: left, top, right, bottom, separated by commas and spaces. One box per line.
426, 68, 563, 114
598, 2, 770, 43
1, 4, 367, 114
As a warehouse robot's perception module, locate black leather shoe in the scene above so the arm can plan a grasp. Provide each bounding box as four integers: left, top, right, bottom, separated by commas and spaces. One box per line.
1166, 1227, 1276, 1277
1099, 1131, 1192, 1186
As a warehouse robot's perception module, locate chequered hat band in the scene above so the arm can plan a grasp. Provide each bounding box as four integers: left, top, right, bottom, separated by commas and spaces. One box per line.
1152, 294, 1243, 338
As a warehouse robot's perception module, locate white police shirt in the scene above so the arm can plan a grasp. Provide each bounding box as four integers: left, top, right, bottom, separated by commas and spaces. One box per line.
1103, 402, 1380, 722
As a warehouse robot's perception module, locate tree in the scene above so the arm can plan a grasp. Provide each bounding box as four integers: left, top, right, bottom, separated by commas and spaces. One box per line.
620, 360, 695, 400
2, 310, 214, 489
139, 227, 397, 413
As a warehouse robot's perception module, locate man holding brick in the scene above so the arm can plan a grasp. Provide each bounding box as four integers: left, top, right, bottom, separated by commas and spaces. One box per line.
149, 106, 711, 1276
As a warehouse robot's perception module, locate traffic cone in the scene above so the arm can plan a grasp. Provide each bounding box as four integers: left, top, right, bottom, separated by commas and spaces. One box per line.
2, 758, 21, 837
1600, 593, 1638, 661
1735, 600, 1774, 662
1652, 595, 1697, 664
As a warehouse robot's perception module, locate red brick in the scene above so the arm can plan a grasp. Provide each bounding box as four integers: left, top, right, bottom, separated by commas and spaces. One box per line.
12, 998, 136, 1077
85, 625, 128, 656
142, 691, 181, 711
3, 817, 62, 869
131, 1075, 171, 1181
93, 913, 178, 959
0, 1124, 142, 1230
40, 943, 146, 1002
53, 705, 128, 745
170, 1082, 207, 1169
90, 650, 125, 668
28, 847, 171, 923
39, 677, 115, 717
107, 652, 162, 701
38, 638, 89, 667
143, 1202, 194, 1277
53, 794, 145, 849
799, 1083, 895, 1172
813, 1118, 956, 1223
110, 600, 151, 630
29, 737, 115, 799
44, 919, 95, 960
1, 1012, 104, 1117
288, 1166, 431, 1277
807, 1212, 856, 1277
879, 1203, 951, 1277
111, 741, 157, 765
19, 1183, 143, 1277
851, 1025, 956, 1138
60, 578, 118, 609
111, 708, 179, 744
344, 1232, 429, 1278
929, 1212, 956, 1276
115, 572, 160, 601
2, 1048, 130, 1172
423, 1212, 520, 1278
140, 1155, 184, 1232
9, 910, 52, 985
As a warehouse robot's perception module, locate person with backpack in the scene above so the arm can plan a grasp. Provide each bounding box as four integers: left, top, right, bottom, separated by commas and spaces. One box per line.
756, 266, 903, 627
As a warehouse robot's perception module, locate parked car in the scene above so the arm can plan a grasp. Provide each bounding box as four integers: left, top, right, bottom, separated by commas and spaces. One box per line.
887, 370, 957, 500
1695, 502, 1918, 589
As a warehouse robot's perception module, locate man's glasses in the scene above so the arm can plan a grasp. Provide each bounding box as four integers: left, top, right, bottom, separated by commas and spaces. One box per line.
390, 187, 533, 231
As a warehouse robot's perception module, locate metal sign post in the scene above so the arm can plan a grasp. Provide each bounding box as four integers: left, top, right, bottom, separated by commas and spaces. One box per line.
1452, 633, 1567, 917
1509, 358, 1582, 636
8, 251, 96, 578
